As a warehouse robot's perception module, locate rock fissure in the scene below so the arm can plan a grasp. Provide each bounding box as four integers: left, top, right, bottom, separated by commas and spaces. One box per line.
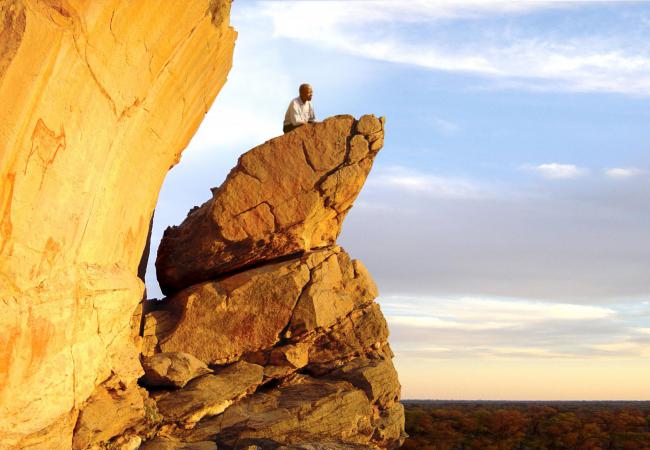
301, 141, 318, 173
71, 34, 118, 117
282, 260, 318, 342
237, 162, 264, 185
108, 9, 119, 44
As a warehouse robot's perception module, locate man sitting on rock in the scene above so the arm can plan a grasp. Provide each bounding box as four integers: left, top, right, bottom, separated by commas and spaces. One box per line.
283, 83, 315, 133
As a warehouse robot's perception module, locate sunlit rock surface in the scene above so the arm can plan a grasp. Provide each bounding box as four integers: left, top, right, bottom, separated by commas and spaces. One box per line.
156, 115, 385, 295
0, 0, 236, 447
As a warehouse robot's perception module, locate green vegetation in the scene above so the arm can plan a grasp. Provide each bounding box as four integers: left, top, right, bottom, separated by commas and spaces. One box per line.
401, 401, 650, 450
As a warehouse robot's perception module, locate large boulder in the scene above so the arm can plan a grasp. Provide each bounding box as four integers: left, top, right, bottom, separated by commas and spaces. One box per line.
153, 361, 263, 427
145, 247, 378, 366
178, 375, 375, 447
152, 257, 311, 365
141, 352, 212, 389
71, 379, 148, 450
156, 115, 385, 294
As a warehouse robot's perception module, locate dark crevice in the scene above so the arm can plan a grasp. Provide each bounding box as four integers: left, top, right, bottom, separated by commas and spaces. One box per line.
207, 249, 306, 284
301, 141, 318, 172
233, 200, 269, 218
137, 210, 155, 287
278, 264, 315, 344
314, 128, 356, 197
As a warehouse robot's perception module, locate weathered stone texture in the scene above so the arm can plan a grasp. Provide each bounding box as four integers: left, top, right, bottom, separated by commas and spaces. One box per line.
0, 0, 236, 447
141, 352, 212, 389
211, 375, 375, 447
153, 361, 264, 427
145, 246, 404, 449
156, 257, 311, 365
71, 381, 146, 450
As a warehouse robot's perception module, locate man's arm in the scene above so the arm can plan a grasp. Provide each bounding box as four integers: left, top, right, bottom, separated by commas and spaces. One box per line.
308, 103, 316, 123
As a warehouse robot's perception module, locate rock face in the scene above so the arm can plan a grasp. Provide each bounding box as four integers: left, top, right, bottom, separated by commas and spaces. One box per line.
0, 1, 236, 448
156, 114, 385, 294
140, 116, 405, 449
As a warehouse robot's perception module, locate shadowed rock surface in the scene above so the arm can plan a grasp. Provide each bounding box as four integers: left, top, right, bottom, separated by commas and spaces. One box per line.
136, 115, 405, 449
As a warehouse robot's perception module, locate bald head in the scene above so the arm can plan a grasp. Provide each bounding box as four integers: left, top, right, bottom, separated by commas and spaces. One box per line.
299, 83, 313, 102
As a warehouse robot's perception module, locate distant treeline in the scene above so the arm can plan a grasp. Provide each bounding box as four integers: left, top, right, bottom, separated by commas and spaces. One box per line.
401, 401, 650, 450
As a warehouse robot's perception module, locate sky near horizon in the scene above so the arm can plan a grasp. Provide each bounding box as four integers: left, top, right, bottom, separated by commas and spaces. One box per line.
146, 1, 650, 400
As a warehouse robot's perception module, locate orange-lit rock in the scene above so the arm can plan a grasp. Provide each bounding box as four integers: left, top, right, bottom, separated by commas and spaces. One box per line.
0, 0, 236, 447
156, 115, 385, 294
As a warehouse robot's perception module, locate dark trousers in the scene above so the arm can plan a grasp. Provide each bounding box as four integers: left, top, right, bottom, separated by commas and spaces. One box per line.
283, 123, 301, 134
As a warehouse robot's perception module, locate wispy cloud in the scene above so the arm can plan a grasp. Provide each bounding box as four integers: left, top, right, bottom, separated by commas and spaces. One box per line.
488, 347, 575, 359
260, 1, 650, 96
383, 296, 615, 327
521, 163, 587, 179
390, 315, 508, 331
380, 295, 648, 361
367, 166, 491, 199
589, 341, 650, 358
605, 167, 645, 179
262, 1, 568, 32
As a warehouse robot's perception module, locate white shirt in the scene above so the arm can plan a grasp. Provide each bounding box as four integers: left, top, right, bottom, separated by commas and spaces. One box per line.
284, 97, 315, 126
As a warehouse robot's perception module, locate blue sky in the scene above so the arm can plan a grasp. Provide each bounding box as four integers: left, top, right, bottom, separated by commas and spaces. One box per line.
147, 1, 650, 400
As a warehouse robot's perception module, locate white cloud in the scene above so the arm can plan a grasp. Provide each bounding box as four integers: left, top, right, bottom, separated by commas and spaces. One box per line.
258, 1, 650, 96
605, 167, 645, 179
522, 163, 587, 179
379, 295, 646, 361
262, 1, 566, 32
382, 295, 615, 327
456, 297, 615, 322
390, 315, 509, 331
367, 166, 490, 199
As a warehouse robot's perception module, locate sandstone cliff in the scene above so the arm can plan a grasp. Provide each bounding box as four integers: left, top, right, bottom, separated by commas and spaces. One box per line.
0, 1, 236, 448
136, 116, 405, 449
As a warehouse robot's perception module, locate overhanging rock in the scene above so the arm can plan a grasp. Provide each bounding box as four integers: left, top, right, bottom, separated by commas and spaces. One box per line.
156, 114, 385, 295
